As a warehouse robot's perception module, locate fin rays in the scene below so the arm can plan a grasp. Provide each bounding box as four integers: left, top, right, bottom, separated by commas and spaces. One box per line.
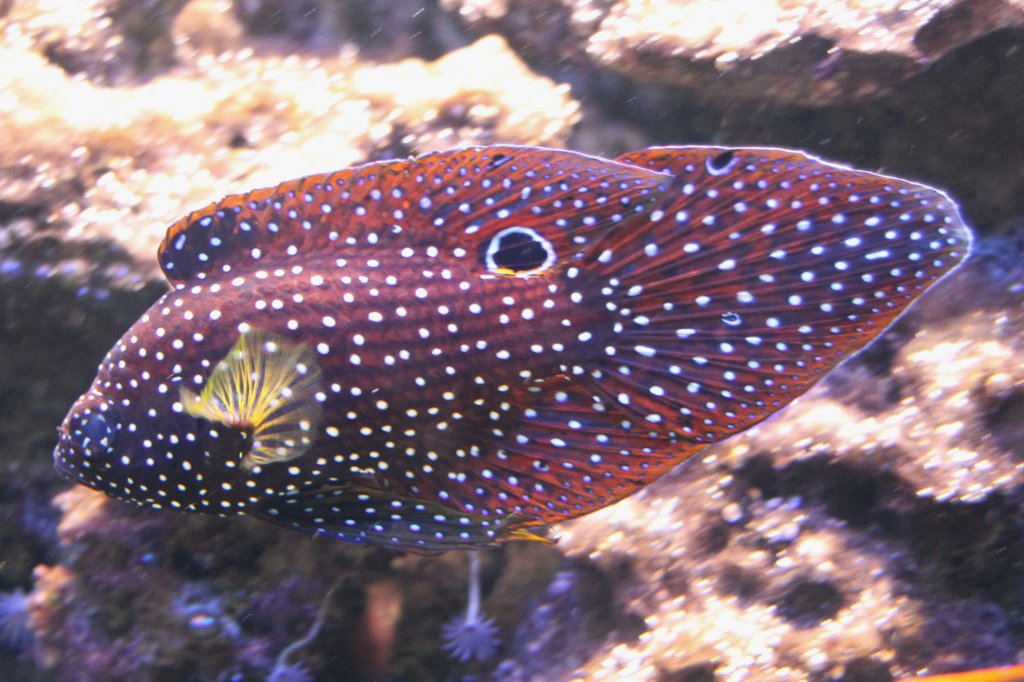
181, 329, 323, 469
581, 146, 970, 446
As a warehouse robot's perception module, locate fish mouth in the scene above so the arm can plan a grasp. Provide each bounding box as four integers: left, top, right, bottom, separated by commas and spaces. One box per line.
53, 408, 95, 483
52, 429, 79, 480
53, 447, 75, 479
53, 389, 121, 484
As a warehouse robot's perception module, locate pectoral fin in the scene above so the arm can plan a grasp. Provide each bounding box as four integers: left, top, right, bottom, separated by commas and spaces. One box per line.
181, 329, 323, 469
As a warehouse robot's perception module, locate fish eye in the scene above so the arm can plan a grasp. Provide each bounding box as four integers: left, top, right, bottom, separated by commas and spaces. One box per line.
484, 226, 556, 276
71, 406, 120, 458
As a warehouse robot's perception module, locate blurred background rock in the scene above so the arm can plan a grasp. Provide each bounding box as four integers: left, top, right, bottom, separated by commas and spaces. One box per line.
1, 1, 1022, 679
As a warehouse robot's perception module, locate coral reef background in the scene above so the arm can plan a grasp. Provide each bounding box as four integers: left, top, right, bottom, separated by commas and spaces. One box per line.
1, 0, 1023, 680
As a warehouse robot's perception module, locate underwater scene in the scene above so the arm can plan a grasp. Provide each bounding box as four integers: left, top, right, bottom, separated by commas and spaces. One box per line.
2, 1, 1024, 681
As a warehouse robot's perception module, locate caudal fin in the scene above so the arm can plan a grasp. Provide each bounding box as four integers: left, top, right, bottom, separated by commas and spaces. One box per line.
582, 146, 972, 443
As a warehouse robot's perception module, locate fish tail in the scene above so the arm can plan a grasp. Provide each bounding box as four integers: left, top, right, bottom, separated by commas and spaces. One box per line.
581, 146, 972, 442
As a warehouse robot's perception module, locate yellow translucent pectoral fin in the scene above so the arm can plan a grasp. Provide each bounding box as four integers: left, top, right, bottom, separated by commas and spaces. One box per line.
181, 329, 323, 469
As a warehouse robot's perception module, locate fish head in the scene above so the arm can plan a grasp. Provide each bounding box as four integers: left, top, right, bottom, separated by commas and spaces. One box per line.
53, 310, 253, 510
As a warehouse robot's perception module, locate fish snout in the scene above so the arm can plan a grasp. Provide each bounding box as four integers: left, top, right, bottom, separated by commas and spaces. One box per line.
53, 391, 122, 482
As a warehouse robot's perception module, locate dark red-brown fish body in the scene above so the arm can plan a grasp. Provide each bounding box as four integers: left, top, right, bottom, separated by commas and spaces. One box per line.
54, 145, 972, 551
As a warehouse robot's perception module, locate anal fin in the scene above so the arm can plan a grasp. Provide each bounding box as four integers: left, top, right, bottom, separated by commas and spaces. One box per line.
250, 485, 542, 553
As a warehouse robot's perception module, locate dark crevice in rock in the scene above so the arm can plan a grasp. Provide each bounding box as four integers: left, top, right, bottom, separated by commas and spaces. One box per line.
734, 453, 1024, 611
774, 577, 845, 628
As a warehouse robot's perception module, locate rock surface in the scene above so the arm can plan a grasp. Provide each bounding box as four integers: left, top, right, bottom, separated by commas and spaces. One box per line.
1, 0, 1022, 680
539, 253, 1024, 681
29, 485, 562, 681
446, 0, 1024, 106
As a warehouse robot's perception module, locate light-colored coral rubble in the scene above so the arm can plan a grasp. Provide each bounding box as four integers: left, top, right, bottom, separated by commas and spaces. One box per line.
0, 3, 577, 286
446, 0, 1024, 106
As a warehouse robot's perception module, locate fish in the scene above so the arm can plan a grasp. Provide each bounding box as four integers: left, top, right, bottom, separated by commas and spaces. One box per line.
53, 145, 972, 552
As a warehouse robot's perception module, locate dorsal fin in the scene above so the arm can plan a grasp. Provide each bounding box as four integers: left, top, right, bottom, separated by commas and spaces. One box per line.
157, 146, 668, 286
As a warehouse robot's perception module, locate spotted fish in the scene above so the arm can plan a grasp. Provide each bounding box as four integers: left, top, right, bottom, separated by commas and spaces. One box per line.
54, 145, 972, 551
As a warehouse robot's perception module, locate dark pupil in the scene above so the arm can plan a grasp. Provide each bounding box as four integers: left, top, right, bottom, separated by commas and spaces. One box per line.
492, 232, 548, 271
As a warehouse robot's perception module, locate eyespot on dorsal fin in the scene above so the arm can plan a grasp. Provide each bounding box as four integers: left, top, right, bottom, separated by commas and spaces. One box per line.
180, 329, 323, 470
156, 146, 669, 286
615, 146, 747, 175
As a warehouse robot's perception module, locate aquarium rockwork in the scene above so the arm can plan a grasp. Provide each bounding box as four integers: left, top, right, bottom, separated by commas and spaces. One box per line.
1, 1, 1023, 681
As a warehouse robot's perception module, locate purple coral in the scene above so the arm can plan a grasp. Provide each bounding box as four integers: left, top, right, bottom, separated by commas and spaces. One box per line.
266, 581, 337, 681
266, 659, 313, 682
442, 552, 499, 662
0, 588, 32, 651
